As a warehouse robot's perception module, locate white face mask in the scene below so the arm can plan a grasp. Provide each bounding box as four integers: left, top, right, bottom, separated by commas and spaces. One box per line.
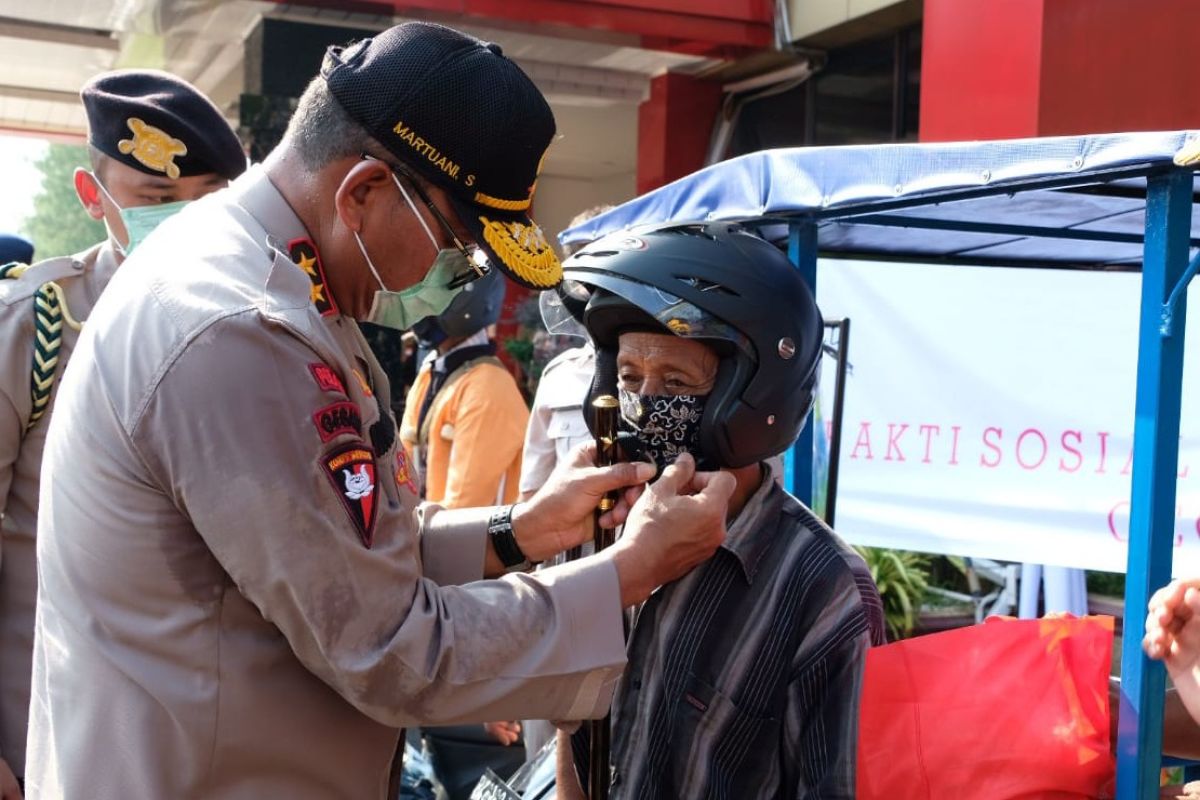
354, 173, 470, 331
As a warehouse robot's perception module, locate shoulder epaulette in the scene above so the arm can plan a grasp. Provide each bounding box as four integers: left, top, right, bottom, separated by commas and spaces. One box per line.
0, 260, 85, 431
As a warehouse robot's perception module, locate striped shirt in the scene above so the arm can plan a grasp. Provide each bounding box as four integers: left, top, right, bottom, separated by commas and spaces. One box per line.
572, 461, 884, 799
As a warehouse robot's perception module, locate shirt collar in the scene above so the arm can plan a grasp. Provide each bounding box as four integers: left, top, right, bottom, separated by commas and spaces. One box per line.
229, 164, 310, 249
721, 458, 785, 584
429, 328, 490, 371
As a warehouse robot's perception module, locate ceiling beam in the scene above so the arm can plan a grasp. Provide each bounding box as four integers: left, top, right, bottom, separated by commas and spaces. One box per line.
0, 15, 118, 51
0, 85, 81, 104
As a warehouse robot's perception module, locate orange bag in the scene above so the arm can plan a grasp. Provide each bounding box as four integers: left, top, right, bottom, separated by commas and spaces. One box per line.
856, 615, 1115, 800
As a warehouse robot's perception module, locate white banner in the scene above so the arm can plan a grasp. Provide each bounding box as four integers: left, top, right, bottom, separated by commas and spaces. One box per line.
814, 259, 1200, 575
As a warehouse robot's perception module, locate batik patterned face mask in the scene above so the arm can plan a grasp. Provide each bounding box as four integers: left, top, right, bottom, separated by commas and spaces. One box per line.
617, 389, 707, 476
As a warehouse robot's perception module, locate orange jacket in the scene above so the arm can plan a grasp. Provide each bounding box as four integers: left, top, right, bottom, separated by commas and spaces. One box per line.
401, 356, 529, 508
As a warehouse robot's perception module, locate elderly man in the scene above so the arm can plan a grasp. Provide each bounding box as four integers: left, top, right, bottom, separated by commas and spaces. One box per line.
554, 222, 885, 799
0, 70, 245, 799
25, 22, 731, 799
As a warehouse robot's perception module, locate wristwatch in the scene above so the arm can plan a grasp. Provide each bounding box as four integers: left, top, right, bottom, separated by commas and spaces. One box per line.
488, 505, 534, 570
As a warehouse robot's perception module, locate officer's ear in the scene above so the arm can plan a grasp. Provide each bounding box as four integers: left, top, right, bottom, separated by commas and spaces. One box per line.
73, 168, 105, 221
333, 159, 394, 234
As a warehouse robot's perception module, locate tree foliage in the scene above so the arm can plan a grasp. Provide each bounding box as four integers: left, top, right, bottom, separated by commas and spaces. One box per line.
22, 144, 106, 260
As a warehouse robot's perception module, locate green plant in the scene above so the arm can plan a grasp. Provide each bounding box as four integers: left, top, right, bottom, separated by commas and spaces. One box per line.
22, 144, 106, 259
856, 546, 931, 640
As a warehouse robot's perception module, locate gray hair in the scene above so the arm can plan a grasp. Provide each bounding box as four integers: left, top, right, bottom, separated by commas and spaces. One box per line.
283, 77, 391, 170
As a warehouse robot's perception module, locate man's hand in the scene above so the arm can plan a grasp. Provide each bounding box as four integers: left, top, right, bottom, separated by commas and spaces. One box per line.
1145, 579, 1200, 726
0, 756, 21, 800
511, 442, 655, 564
483, 720, 521, 746
608, 453, 733, 607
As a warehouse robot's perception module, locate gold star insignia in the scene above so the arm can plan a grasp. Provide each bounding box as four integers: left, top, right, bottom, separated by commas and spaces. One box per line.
296, 252, 318, 278
310, 282, 326, 305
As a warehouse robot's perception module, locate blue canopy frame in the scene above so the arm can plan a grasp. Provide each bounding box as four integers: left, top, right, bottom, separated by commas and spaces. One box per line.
561, 130, 1200, 799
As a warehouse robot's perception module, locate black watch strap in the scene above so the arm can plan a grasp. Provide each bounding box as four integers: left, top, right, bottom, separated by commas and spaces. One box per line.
488, 505, 532, 569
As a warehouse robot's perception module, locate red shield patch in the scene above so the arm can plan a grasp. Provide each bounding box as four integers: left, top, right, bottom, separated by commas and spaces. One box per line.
322, 443, 378, 547
309, 362, 346, 395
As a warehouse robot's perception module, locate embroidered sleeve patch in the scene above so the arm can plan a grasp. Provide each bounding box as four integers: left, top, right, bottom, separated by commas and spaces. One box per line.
309, 362, 346, 395
395, 447, 419, 496
322, 444, 378, 548
313, 401, 362, 443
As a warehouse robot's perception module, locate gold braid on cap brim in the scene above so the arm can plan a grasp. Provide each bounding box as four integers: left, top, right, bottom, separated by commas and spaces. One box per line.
479, 217, 562, 289
30, 281, 83, 430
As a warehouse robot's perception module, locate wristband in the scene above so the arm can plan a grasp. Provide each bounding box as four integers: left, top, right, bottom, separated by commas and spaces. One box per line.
488, 505, 533, 569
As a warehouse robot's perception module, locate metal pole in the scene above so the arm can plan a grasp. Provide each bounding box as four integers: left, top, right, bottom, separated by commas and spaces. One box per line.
1115, 168, 1193, 800
588, 395, 621, 800
787, 222, 818, 506
825, 318, 850, 526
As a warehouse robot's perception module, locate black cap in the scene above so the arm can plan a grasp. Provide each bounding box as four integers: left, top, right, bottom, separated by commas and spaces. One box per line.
321, 22, 562, 290
81, 69, 247, 181
0, 233, 33, 265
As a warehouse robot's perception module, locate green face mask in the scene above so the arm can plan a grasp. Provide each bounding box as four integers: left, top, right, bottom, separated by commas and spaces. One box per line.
92, 174, 190, 256
353, 172, 468, 331
360, 245, 468, 331
119, 200, 190, 255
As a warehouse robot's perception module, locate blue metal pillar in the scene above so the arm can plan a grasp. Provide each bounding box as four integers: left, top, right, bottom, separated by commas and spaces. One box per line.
1116, 168, 1194, 800
786, 222, 818, 506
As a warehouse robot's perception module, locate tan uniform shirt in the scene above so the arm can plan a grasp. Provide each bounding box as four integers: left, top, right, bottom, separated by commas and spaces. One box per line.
0, 243, 118, 777
25, 167, 626, 799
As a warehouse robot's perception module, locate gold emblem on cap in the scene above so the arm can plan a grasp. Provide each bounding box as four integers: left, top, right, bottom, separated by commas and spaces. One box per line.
118, 118, 187, 180
480, 217, 561, 289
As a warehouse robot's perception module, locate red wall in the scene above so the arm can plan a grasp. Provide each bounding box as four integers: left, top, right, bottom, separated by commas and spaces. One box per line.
922, 0, 1200, 141
919, 0, 1045, 141
269, 0, 772, 54
637, 72, 723, 195
1038, 0, 1200, 135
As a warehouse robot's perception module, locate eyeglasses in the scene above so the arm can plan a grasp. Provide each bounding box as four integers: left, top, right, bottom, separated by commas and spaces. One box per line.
360, 154, 490, 289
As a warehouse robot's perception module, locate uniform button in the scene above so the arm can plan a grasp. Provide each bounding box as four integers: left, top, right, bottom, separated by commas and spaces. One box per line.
71, 260, 84, 271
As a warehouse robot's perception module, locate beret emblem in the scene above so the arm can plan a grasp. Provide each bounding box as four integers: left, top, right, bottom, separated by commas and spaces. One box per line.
118, 117, 187, 179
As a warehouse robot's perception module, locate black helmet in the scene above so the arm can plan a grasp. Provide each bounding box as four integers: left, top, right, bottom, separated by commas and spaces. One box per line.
412, 267, 506, 345
562, 221, 823, 469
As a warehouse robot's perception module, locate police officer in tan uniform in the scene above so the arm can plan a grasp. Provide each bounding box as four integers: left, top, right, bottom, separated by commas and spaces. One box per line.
0, 71, 244, 797
26, 22, 732, 799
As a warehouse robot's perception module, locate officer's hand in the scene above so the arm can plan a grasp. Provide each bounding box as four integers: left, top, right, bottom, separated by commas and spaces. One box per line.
0, 756, 21, 800
608, 453, 732, 607
511, 442, 655, 564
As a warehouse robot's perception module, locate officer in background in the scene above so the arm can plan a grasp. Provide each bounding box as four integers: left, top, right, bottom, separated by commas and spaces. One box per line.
0, 236, 33, 268
26, 23, 730, 798
400, 270, 530, 798
0, 70, 245, 797
402, 268, 528, 508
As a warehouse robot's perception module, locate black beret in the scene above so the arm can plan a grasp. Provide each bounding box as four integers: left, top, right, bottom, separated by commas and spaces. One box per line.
81, 69, 247, 181
0, 233, 33, 265
321, 22, 562, 290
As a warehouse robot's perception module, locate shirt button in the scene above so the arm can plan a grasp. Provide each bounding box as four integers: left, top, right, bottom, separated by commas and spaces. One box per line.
631, 678, 642, 691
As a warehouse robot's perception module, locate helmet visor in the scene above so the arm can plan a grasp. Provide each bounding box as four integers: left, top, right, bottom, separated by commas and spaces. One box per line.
560, 270, 754, 359
538, 284, 589, 339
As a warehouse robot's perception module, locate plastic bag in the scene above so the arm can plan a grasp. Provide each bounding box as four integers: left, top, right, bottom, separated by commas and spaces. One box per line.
857, 615, 1115, 799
